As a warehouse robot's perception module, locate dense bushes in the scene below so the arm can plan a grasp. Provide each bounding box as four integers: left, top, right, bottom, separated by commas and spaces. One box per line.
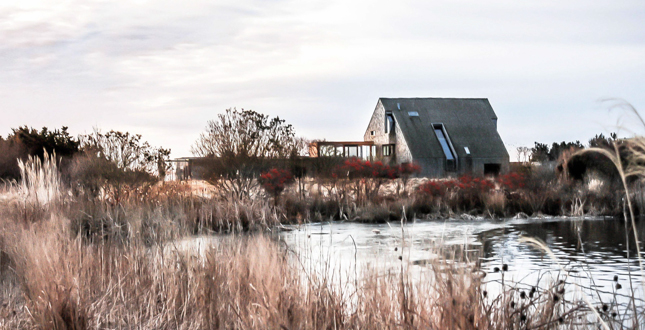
0, 126, 80, 180
412, 166, 623, 218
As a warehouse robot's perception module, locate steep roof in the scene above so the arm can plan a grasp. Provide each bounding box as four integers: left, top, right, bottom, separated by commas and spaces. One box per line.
379, 97, 508, 160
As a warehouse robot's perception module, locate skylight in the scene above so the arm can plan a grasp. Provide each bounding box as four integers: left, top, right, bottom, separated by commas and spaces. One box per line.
408, 111, 419, 117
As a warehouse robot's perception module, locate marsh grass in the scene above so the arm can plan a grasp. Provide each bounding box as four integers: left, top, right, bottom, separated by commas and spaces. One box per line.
3, 124, 645, 328
0, 161, 606, 329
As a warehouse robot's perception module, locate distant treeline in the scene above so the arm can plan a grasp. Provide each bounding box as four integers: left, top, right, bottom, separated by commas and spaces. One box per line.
0, 126, 170, 197
529, 132, 617, 162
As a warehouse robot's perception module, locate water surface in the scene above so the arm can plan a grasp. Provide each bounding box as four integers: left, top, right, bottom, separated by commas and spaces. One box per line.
279, 216, 645, 308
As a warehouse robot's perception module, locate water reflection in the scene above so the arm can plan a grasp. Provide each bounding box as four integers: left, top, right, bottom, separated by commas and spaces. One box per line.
279, 217, 645, 311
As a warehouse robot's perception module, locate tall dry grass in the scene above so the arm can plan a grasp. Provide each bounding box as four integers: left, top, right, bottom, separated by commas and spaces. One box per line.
2, 213, 604, 329
2, 127, 645, 329
0, 155, 598, 329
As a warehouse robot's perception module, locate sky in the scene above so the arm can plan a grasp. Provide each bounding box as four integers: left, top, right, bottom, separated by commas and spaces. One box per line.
1, 0, 645, 160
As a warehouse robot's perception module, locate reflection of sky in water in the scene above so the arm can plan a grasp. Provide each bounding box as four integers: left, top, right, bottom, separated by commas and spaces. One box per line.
279, 217, 645, 314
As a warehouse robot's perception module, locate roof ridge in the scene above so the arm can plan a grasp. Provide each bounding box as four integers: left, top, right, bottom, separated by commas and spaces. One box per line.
379, 97, 489, 100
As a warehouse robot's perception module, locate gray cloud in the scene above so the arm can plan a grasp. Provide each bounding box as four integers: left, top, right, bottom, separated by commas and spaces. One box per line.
0, 0, 643, 159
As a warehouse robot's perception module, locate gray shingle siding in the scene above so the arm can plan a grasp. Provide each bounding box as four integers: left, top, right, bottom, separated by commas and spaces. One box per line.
364, 97, 509, 177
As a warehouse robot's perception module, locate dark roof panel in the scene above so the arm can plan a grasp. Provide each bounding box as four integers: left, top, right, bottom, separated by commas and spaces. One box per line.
379, 98, 508, 160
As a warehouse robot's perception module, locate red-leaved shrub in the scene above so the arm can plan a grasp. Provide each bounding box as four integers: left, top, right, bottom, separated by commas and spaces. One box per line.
259, 168, 294, 205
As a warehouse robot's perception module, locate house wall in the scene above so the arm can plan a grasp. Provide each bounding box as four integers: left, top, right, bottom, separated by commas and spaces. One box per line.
364, 100, 413, 165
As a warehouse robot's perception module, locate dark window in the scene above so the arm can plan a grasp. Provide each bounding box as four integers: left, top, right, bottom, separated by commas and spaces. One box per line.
385, 113, 395, 133
484, 163, 501, 176
382, 144, 393, 156
370, 130, 375, 136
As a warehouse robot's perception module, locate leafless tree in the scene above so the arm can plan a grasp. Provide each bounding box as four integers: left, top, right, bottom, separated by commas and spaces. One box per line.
192, 108, 303, 200
192, 108, 299, 159
80, 129, 170, 177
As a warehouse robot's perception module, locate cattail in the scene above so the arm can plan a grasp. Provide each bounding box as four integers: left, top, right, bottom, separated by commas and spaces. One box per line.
493, 267, 500, 273
520, 291, 526, 299
502, 264, 508, 271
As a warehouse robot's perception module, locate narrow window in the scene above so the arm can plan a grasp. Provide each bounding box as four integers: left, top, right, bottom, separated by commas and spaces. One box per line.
382, 144, 393, 156
408, 111, 419, 117
464, 146, 470, 155
370, 130, 375, 136
433, 124, 456, 171
434, 126, 454, 160
385, 113, 395, 134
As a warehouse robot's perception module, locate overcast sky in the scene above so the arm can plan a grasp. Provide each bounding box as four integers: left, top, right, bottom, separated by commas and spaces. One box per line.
1, 0, 644, 159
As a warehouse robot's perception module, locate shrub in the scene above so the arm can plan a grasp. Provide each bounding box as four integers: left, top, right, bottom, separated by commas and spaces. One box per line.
259, 168, 294, 206
498, 172, 526, 191
397, 162, 421, 195
333, 158, 400, 203
0, 137, 27, 180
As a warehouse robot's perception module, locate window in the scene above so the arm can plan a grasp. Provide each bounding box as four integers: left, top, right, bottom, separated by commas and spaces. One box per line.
433, 124, 457, 171
370, 130, 375, 136
345, 145, 358, 157
464, 146, 470, 155
433, 126, 454, 161
484, 163, 501, 176
385, 113, 395, 134
408, 111, 419, 117
382, 144, 393, 156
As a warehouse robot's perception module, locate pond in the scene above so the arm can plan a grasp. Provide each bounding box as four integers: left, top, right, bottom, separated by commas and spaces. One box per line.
279, 216, 645, 312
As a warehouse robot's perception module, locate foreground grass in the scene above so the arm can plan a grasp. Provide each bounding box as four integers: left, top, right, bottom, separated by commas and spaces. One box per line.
0, 153, 640, 329
1, 212, 609, 330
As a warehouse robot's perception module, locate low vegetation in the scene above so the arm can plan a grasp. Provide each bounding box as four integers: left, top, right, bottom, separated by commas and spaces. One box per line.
1, 107, 645, 328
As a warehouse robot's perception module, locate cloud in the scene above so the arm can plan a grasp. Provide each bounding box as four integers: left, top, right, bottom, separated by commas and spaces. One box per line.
0, 0, 644, 159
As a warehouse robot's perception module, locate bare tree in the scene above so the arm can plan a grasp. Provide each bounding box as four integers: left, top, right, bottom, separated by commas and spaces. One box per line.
192, 108, 299, 159
80, 129, 170, 177
516, 146, 531, 164
192, 108, 302, 200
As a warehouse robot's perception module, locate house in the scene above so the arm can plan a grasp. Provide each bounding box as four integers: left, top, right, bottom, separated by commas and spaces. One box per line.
362, 97, 509, 177
172, 97, 510, 180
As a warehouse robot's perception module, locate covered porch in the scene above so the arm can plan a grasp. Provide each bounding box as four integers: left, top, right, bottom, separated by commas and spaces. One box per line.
309, 141, 376, 161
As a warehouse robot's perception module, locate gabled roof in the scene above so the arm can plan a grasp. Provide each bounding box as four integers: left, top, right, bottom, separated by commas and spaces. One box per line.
379, 97, 508, 160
